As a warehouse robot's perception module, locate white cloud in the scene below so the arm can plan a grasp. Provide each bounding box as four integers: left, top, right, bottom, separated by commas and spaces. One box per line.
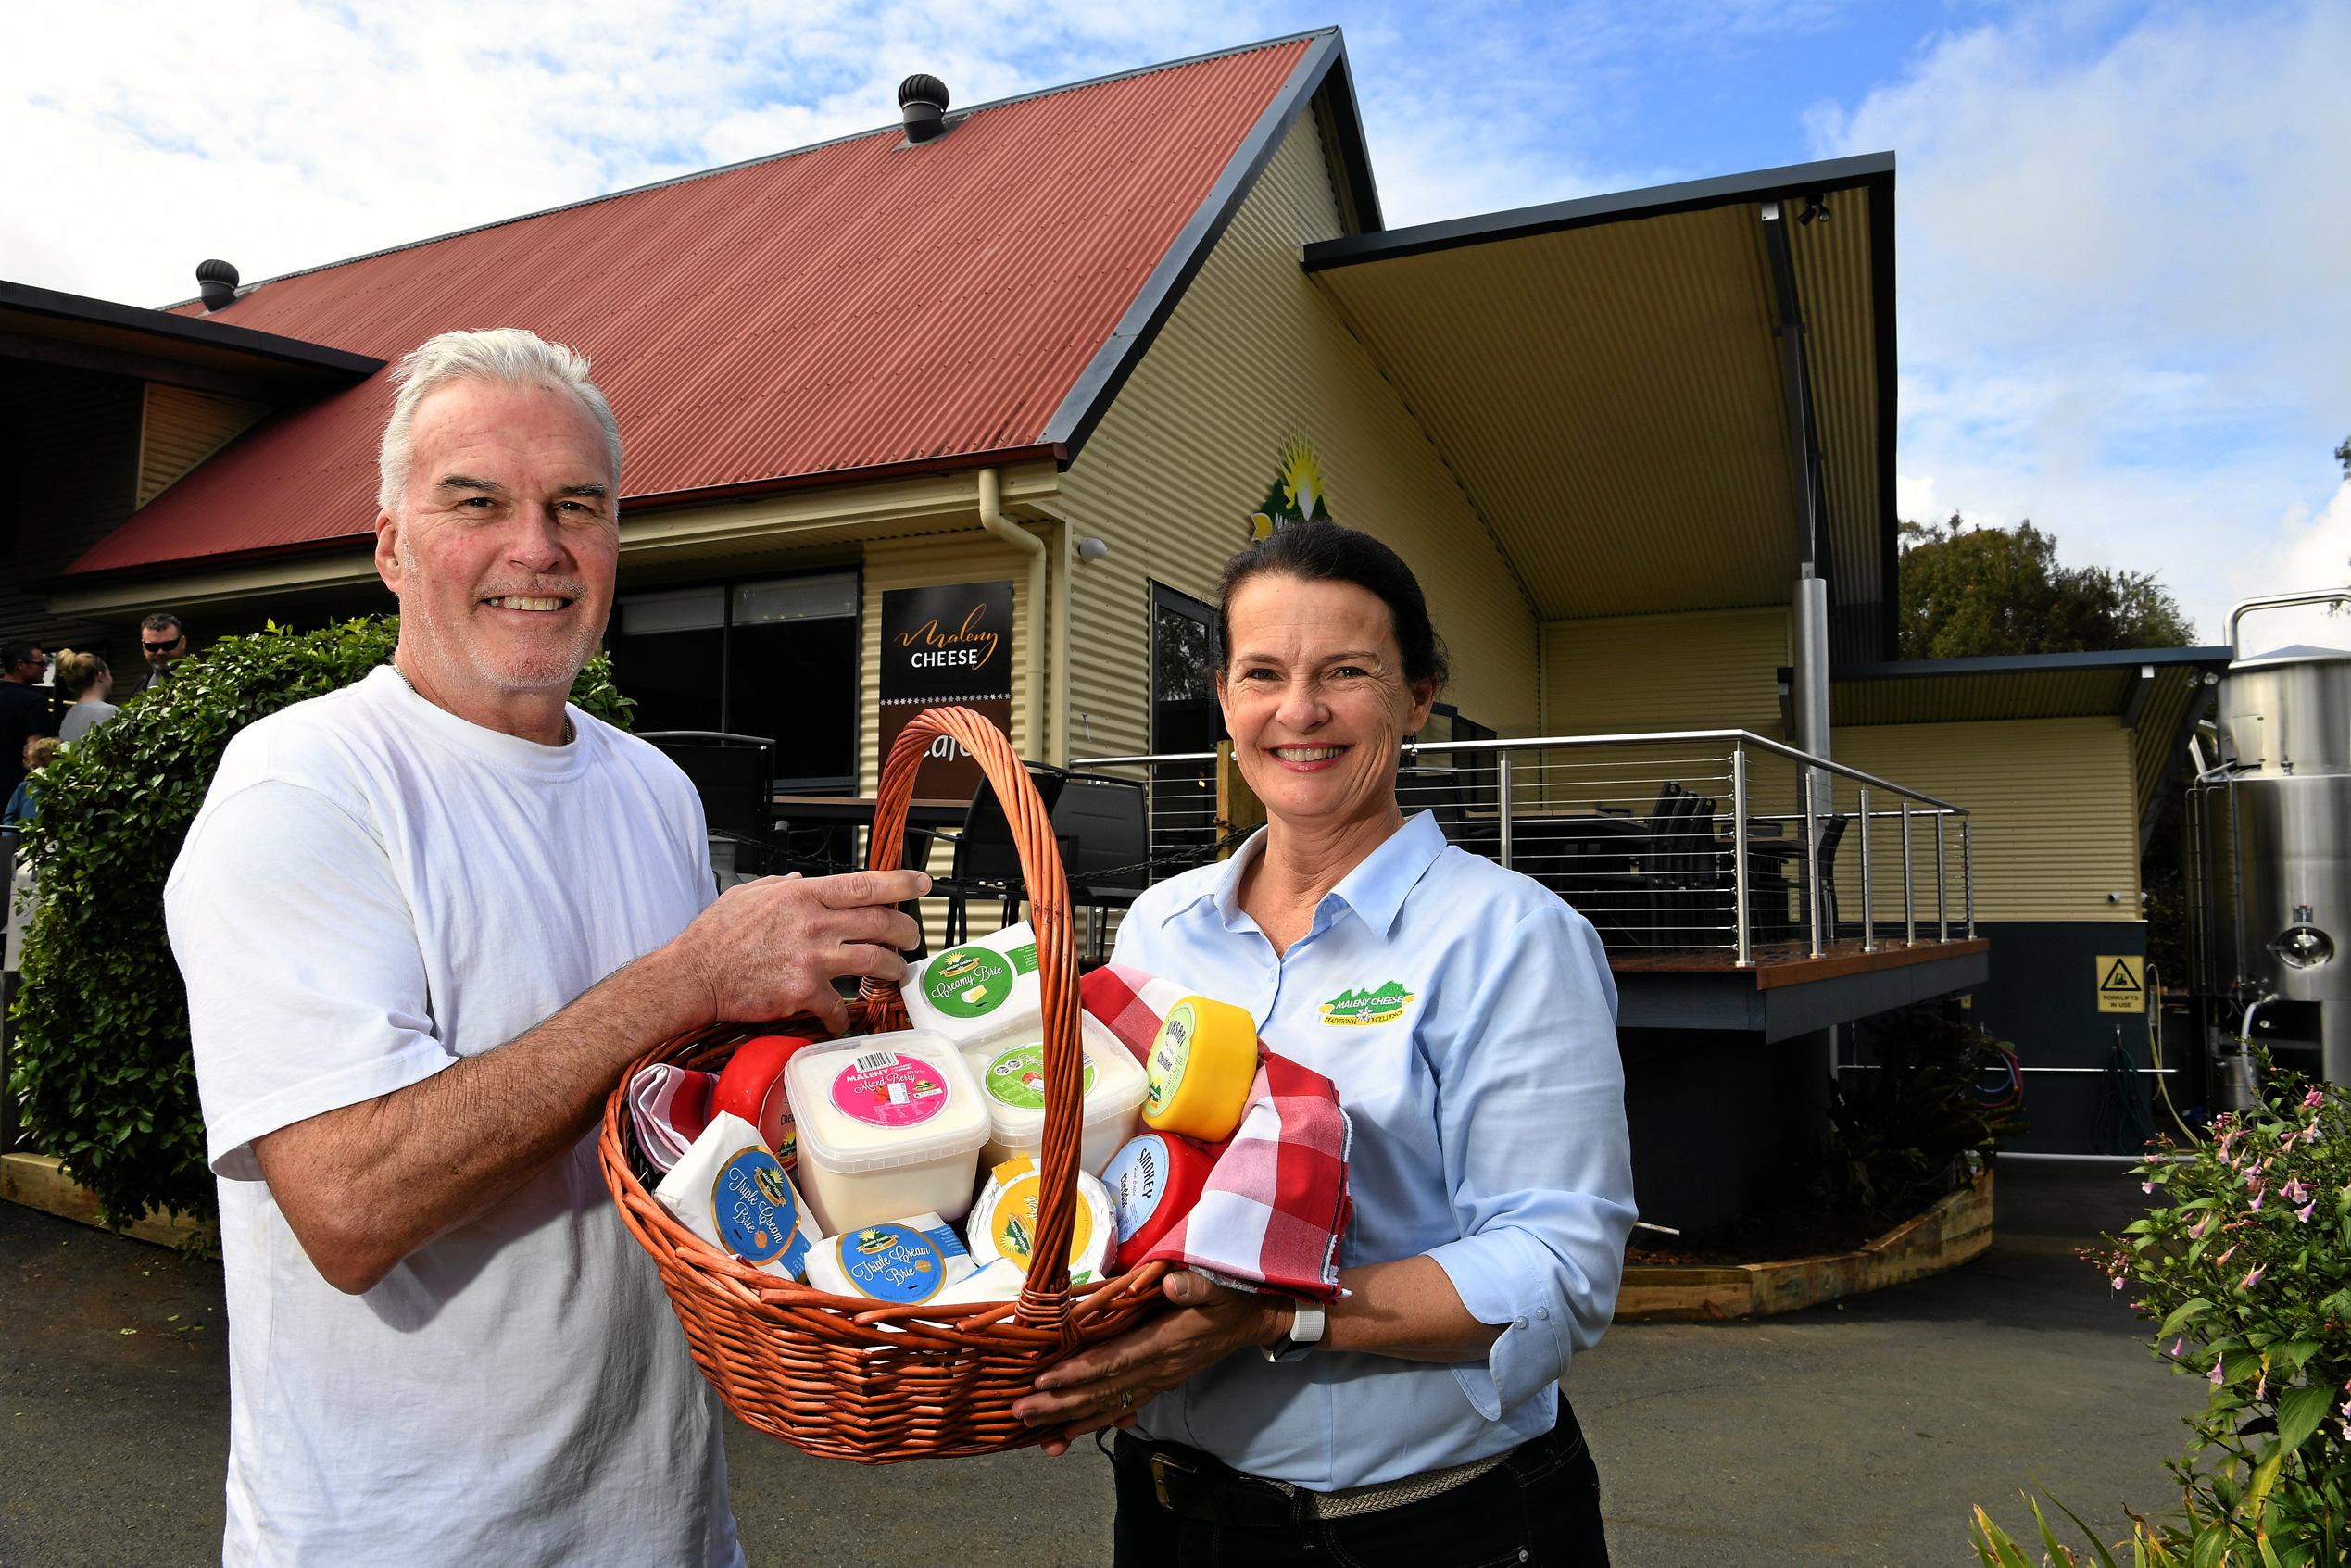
1807, 0, 2351, 644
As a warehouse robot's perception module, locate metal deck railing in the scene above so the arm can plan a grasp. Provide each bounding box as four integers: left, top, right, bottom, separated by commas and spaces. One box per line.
1072, 730, 1972, 967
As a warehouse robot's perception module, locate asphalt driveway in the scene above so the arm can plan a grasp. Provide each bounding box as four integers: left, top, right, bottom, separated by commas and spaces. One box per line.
0, 1160, 2194, 1566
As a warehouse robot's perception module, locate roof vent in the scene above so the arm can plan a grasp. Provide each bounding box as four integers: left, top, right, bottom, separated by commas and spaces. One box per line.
195, 259, 240, 312
898, 74, 949, 143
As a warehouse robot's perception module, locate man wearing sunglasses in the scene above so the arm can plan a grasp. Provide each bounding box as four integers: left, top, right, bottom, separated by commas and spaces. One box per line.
140, 613, 188, 689
1, 639, 57, 808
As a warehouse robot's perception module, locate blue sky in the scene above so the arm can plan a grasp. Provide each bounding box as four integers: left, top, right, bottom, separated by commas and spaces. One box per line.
6, 0, 2346, 647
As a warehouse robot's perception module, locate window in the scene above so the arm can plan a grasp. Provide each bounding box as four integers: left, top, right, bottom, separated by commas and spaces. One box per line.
1150, 583, 1223, 863
608, 570, 859, 790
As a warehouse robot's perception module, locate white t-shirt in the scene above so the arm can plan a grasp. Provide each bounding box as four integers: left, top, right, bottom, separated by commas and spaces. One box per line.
166, 665, 741, 1568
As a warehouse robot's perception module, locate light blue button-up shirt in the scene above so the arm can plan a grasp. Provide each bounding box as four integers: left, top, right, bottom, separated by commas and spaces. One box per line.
1114, 810, 1637, 1490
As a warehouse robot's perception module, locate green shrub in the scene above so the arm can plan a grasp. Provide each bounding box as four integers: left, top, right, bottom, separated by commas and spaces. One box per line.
7, 617, 632, 1230
1817, 1005, 2024, 1224
1973, 1060, 2351, 1564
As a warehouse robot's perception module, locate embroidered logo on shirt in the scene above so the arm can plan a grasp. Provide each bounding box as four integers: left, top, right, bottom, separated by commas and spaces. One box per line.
1319, 982, 1415, 1026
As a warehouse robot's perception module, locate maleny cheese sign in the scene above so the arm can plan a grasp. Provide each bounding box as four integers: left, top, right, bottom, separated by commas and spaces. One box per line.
880, 581, 1012, 799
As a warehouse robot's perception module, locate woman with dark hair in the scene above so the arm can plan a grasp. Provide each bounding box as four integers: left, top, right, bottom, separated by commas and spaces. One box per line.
1015, 520, 1635, 1565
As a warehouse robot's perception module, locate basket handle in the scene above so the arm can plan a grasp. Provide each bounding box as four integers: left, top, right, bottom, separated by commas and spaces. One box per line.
861, 707, 1086, 1339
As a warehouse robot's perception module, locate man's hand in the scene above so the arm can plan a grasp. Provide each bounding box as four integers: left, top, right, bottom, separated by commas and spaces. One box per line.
1010, 1271, 1290, 1456
654, 869, 929, 1034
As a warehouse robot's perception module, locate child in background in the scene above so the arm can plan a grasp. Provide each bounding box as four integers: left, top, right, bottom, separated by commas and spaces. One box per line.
5, 734, 58, 826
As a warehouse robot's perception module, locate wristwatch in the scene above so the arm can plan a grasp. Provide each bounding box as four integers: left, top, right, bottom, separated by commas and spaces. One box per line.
1260, 1298, 1326, 1363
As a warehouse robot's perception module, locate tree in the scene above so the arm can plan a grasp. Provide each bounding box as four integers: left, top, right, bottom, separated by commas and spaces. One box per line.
1897, 515, 2196, 659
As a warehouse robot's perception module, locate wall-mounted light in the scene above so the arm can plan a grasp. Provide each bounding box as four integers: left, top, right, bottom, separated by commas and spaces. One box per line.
1076, 537, 1111, 563
1799, 194, 1831, 225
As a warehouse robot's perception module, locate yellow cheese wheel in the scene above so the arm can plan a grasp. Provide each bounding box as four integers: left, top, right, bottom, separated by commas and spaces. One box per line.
1141, 995, 1258, 1143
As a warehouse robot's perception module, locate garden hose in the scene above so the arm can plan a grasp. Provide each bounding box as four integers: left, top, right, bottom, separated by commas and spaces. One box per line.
2144, 960, 2197, 1143
2097, 1023, 2159, 1155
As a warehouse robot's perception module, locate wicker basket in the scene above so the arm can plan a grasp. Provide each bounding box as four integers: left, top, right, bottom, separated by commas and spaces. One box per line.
599, 705, 1170, 1461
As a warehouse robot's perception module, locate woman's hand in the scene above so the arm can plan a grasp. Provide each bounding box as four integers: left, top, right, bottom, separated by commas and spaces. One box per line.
1012, 1270, 1291, 1457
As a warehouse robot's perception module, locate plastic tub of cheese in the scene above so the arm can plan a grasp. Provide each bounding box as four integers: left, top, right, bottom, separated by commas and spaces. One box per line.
899, 922, 1043, 1049
783, 1031, 989, 1236
961, 1014, 1147, 1177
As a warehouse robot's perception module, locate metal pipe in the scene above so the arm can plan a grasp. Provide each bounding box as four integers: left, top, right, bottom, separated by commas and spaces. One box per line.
1935, 813, 1949, 942
1962, 819, 1975, 939
1497, 751, 1515, 871
1901, 800, 1916, 947
2227, 584, 2351, 658
974, 466, 1047, 759
1732, 742, 1752, 967
1857, 785, 1873, 952
1804, 769, 1824, 958
1087, 728, 1967, 811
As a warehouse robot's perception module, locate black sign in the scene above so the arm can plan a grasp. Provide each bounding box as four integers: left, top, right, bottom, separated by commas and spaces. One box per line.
879, 581, 1014, 799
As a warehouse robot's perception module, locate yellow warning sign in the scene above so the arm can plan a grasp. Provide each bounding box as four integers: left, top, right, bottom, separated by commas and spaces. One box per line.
2097, 954, 2145, 1014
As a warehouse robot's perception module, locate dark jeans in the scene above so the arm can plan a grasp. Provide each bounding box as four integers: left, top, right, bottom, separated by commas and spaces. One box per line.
1111, 1403, 1609, 1567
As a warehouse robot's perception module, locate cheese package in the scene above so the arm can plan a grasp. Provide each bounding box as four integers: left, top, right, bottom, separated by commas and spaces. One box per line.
782, 1031, 990, 1235
1101, 1130, 1218, 1261
925, 1257, 1029, 1309
964, 1154, 1118, 1286
711, 1034, 815, 1166
962, 1013, 1149, 1176
900, 922, 1043, 1048
802, 1212, 976, 1305
653, 1110, 822, 1280
1141, 995, 1260, 1143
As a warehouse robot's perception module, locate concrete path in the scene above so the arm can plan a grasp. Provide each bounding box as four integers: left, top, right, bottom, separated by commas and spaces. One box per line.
0, 1161, 2194, 1566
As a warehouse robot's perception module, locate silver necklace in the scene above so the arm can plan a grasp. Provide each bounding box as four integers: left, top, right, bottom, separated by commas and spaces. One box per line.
390, 662, 573, 746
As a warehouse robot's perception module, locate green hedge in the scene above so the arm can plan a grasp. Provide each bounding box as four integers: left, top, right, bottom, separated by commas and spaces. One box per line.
7, 617, 633, 1230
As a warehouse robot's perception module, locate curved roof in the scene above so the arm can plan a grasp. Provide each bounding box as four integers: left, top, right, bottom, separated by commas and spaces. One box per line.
68, 33, 1357, 577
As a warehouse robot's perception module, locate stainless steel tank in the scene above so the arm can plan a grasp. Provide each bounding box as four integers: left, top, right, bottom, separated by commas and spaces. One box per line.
2189, 588, 2351, 1088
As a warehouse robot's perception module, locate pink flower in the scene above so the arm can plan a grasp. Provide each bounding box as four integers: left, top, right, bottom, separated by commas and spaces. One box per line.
2285, 1180, 2311, 1204
2189, 1214, 2211, 1239
2171, 1337, 2186, 1358
2142, 1180, 2155, 1194
2241, 1265, 2267, 1289
2298, 1201, 2317, 1223
2211, 1361, 2226, 1386
2251, 1192, 2265, 1211
2111, 1275, 2127, 1290
2217, 1245, 2239, 1266
2304, 1088, 2325, 1111
2257, 1369, 2269, 1399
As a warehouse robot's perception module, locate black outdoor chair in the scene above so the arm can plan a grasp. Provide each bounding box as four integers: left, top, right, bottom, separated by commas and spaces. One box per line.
918, 762, 1069, 947
640, 730, 776, 889
1746, 809, 1849, 947
1051, 771, 1150, 962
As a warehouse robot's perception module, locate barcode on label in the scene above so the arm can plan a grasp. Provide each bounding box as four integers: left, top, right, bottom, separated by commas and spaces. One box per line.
854, 1051, 899, 1073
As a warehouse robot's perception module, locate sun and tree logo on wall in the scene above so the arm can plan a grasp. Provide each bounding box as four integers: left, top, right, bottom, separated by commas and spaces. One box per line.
1320, 981, 1415, 1026
1249, 437, 1332, 541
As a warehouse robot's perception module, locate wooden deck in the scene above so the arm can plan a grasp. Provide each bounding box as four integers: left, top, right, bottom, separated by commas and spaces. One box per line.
1608, 936, 1990, 989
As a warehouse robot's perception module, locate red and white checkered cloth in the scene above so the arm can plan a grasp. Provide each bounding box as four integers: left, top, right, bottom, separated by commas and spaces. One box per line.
1081, 963, 1352, 1302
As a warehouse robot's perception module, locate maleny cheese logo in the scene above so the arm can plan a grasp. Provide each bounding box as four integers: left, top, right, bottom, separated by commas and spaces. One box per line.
1319, 981, 1415, 1026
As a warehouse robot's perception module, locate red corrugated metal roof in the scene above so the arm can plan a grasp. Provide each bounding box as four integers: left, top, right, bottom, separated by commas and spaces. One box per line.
70, 38, 1313, 576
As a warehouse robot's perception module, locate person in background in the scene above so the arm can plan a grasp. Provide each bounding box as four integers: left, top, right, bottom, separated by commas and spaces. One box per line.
1014, 521, 1635, 1566
55, 651, 118, 744
0, 639, 57, 808
5, 735, 59, 827
140, 612, 189, 689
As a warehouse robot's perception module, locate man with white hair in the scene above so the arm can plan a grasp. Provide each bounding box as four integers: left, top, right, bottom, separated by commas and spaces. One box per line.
166, 328, 925, 1566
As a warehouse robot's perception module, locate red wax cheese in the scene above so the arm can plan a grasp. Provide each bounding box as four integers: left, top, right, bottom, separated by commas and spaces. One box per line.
713, 1035, 816, 1164
1101, 1130, 1217, 1261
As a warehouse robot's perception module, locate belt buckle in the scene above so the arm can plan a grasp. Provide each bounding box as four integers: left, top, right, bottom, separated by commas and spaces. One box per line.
1150, 1450, 1197, 1510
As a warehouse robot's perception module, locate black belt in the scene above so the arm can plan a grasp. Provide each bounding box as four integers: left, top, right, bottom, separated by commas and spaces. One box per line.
1113, 1429, 1520, 1529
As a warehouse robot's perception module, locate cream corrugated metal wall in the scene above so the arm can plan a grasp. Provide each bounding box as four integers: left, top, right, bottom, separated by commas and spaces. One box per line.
1058, 112, 1540, 760
138, 384, 270, 508
1834, 717, 2141, 924
1519, 608, 1787, 815
1539, 607, 1788, 736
